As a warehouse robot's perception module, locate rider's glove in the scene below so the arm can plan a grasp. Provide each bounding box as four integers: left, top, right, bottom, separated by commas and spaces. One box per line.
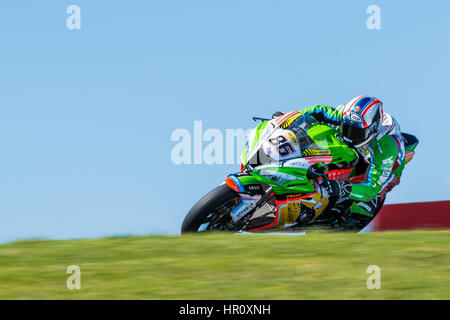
272, 111, 285, 119
318, 179, 351, 199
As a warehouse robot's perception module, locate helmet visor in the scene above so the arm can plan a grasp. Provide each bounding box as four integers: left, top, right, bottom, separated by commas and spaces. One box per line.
341, 123, 369, 146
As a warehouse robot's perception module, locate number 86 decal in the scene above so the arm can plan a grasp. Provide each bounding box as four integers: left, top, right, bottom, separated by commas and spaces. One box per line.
269, 134, 295, 157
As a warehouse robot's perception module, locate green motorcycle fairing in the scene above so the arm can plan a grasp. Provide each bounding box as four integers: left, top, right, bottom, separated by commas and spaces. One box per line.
238, 113, 358, 194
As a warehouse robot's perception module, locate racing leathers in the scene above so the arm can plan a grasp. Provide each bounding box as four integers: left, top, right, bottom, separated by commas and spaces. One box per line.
300, 104, 406, 223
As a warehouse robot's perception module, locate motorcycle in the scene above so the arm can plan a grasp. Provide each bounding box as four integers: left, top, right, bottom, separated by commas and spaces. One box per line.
181, 111, 418, 233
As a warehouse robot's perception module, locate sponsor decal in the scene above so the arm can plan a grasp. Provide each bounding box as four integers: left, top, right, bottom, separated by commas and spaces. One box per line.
377, 142, 383, 153
285, 130, 298, 145
231, 201, 255, 222
257, 169, 304, 184
245, 184, 262, 193
301, 148, 331, 156
282, 158, 310, 169
231, 194, 261, 222
287, 202, 300, 223
347, 112, 363, 123
286, 194, 304, 199
381, 156, 394, 169
304, 156, 333, 164
280, 112, 301, 129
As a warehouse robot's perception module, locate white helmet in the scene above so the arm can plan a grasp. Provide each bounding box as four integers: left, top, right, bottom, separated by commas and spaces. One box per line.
340, 95, 384, 148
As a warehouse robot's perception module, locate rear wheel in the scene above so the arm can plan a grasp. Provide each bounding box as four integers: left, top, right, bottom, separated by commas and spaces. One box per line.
181, 184, 240, 233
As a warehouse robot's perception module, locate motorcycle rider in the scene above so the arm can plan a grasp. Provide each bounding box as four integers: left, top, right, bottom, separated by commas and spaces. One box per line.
276, 95, 407, 227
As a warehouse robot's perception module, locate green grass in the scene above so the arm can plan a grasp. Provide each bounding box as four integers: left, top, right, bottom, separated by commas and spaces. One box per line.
1, 230, 450, 299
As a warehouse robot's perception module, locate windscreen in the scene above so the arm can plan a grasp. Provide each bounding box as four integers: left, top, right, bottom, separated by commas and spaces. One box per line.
286, 114, 330, 153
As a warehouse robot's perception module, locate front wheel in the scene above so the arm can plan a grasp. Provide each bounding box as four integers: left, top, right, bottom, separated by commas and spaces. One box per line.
181, 184, 240, 233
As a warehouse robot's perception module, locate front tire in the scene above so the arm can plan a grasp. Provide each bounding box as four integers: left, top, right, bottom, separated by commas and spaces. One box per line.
181, 184, 239, 233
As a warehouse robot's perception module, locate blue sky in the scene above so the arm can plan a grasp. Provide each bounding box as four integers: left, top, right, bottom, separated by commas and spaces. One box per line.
0, 1, 449, 243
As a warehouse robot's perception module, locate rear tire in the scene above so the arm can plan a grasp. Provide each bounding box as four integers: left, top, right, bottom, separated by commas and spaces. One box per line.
181, 184, 239, 233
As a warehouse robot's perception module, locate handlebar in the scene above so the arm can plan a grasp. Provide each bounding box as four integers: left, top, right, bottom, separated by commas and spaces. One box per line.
252, 116, 270, 122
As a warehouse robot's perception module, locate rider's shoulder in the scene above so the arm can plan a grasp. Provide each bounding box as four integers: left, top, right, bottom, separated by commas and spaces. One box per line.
335, 104, 346, 112
377, 113, 401, 139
